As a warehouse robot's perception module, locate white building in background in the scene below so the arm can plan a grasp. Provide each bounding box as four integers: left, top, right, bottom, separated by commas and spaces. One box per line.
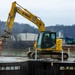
58, 31, 64, 38
11, 33, 38, 41
58, 31, 66, 44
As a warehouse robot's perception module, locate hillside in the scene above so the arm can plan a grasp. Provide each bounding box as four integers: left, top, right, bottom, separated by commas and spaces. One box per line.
0, 21, 75, 38
46, 24, 75, 38
0, 21, 38, 36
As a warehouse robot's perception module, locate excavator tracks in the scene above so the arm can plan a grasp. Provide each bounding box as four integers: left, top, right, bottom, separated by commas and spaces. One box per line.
27, 51, 68, 60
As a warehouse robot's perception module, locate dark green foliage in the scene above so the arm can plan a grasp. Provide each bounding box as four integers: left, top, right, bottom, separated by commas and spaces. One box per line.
65, 37, 75, 45
46, 24, 75, 38
0, 21, 75, 38
0, 21, 38, 35
0, 21, 75, 48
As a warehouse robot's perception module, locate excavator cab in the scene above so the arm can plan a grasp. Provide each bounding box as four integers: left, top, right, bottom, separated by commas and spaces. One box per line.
28, 31, 68, 60
37, 31, 56, 49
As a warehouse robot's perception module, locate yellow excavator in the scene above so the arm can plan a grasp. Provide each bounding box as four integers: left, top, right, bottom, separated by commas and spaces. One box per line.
0, 1, 68, 60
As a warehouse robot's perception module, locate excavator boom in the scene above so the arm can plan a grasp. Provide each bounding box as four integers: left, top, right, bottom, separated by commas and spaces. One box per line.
0, 1, 45, 52
0, 1, 45, 46
6, 1, 45, 32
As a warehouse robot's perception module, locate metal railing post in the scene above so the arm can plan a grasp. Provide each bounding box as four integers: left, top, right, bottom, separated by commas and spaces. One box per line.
29, 47, 30, 52
68, 48, 70, 58
35, 50, 37, 60
62, 50, 63, 62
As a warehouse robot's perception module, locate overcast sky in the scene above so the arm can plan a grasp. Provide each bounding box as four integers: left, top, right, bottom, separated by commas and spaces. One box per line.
0, 0, 75, 27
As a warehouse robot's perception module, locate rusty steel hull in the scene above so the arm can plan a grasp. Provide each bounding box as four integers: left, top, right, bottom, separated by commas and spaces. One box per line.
0, 57, 75, 75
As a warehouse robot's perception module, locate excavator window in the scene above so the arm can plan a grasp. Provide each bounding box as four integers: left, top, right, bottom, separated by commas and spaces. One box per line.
37, 32, 43, 48
37, 31, 56, 49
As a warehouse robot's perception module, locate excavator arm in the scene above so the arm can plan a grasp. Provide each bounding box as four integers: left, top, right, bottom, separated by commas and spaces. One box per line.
0, 1, 45, 46
6, 1, 45, 32
0, 1, 45, 51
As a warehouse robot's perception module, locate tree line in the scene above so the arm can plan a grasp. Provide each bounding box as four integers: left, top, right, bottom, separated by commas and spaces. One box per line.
0, 21, 75, 49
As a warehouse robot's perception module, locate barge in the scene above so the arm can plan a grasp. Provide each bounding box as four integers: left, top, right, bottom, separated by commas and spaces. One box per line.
0, 57, 75, 75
